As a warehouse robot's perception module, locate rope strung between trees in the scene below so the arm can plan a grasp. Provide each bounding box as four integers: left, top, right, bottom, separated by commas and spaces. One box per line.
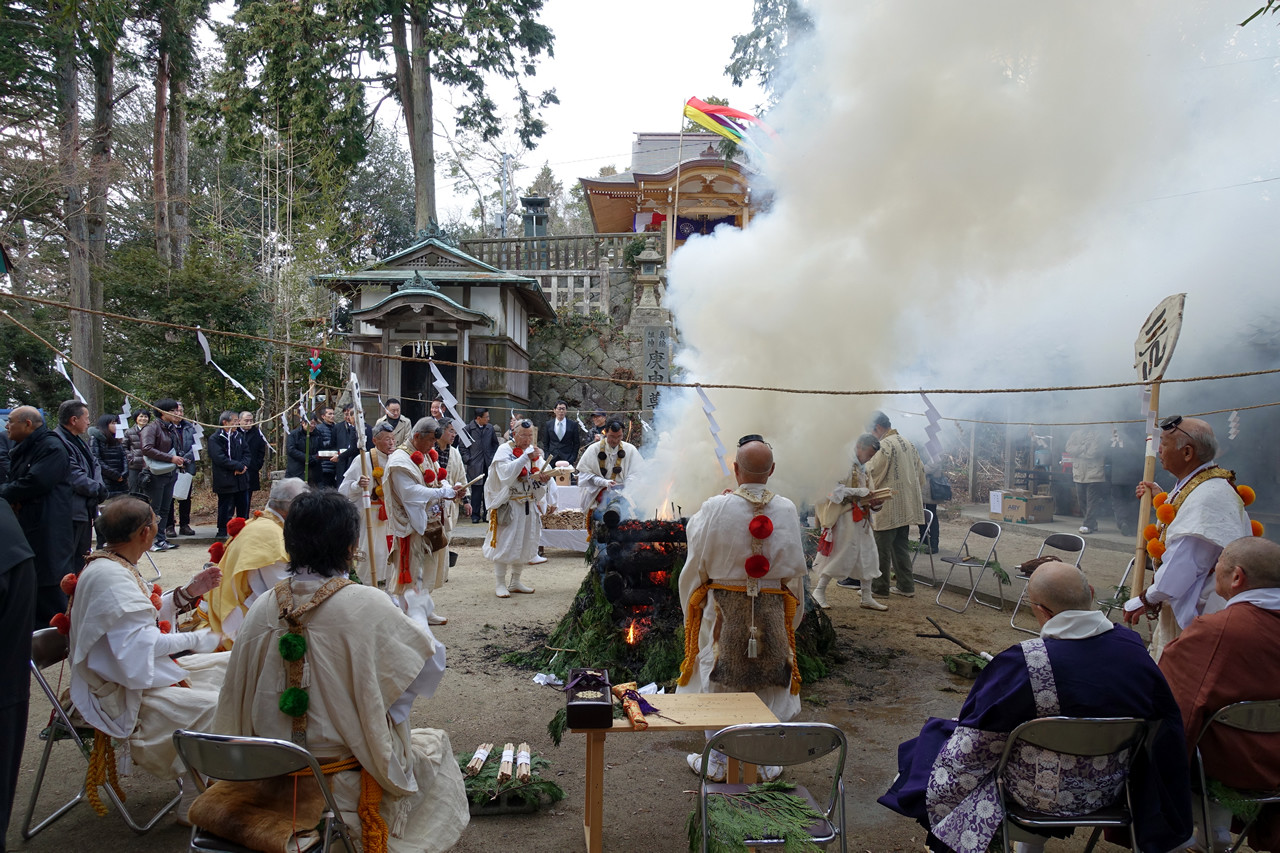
7, 291, 1280, 398
891, 399, 1280, 428
0, 310, 301, 430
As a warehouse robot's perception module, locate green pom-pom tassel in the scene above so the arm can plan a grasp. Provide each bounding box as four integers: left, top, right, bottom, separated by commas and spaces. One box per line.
278, 632, 307, 662
279, 687, 309, 717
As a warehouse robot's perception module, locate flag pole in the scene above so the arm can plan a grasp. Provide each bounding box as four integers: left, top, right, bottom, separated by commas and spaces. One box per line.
350, 373, 379, 588
668, 103, 686, 265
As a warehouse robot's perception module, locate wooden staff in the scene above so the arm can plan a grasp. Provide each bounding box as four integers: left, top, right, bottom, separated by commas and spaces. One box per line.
1132, 382, 1160, 594
350, 373, 379, 587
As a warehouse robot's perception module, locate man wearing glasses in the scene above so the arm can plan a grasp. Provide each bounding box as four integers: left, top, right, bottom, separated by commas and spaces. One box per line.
1122, 416, 1252, 660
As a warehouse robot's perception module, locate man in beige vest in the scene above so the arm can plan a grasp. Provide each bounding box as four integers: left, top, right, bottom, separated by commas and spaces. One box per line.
866, 411, 927, 598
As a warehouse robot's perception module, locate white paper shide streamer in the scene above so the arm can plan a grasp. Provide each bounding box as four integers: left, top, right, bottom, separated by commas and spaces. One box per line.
196, 327, 256, 400
427, 361, 472, 448
696, 385, 730, 477
53, 354, 87, 404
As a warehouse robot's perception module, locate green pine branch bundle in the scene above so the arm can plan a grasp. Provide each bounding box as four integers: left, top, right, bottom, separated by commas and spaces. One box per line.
454, 753, 565, 807
686, 781, 826, 853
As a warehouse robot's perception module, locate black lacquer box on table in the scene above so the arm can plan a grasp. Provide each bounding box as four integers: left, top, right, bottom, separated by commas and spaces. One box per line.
565, 668, 613, 729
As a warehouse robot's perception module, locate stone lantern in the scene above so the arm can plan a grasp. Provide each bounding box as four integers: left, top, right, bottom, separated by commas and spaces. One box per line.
635, 237, 663, 308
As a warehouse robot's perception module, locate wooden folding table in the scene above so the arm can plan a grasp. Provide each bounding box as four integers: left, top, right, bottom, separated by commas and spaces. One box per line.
570, 692, 779, 853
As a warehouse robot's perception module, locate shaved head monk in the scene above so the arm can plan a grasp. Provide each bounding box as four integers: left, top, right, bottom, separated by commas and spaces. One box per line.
676, 435, 806, 783
881, 558, 1193, 853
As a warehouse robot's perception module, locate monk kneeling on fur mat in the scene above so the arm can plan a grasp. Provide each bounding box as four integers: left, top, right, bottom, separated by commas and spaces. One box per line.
676, 435, 807, 784
195, 489, 469, 853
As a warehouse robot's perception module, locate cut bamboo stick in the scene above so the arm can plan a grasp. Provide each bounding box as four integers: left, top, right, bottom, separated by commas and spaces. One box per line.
465, 743, 493, 777
516, 743, 532, 783
497, 743, 515, 784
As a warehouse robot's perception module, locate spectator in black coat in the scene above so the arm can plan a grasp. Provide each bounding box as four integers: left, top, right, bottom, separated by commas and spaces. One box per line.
0, 500, 35, 847
165, 402, 198, 537
123, 410, 150, 493
463, 408, 500, 523
285, 417, 324, 485
238, 411, 268, 498
0, 429, 11, 486
91, 415, 129, 497
53, 399, 107, 566
334, 403, 362, 474
209, 410, 250, 536
314, 406, 337, 487
540, 400, 583, 465
0, 406, 74, 625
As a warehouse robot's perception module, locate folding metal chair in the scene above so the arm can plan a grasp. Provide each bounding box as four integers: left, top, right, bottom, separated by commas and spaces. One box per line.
1009, 533, 1087, 634
936, 521, 1003, 614
22, 627, 180, 838
912, 508, 938, 587
172, 730, 356, 853
995, 717, 1152, 853
695, 723, 847, 852
1193, 699, 1280, 853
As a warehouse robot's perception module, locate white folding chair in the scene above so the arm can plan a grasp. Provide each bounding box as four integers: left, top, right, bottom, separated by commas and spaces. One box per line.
1193, 699, 1280, 853
936, 521, 1003, 614
912, 508, 938, 587
1009, 533, 1087, 634
22, 627, 180, 838
995, 717, 1152, 853
172, 730, 356, 853
695, 723, 847, 852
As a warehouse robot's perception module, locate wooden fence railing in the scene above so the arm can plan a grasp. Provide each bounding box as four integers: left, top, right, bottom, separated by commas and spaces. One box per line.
459, 233, 642, 271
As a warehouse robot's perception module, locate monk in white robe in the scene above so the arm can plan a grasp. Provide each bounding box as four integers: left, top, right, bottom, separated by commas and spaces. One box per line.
339, 424, 396, 587
812, 432, 887, 611
205, 478, 309, 643
68, 497, 225, 821
382, 418, 460, 622
1123, 417, 1252, 660
422, 419, 471, 607
677, 436, 806, 782
213, 488, 468, 853
483, 419, 556, 597
575, 420, 638, 520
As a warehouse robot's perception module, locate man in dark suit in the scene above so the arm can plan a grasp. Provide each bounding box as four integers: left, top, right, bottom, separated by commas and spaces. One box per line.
540, 400, 583, 465
239, 411, 268, 502
334, 403, 363, 474
0, 406, 73, 625
463, 408, 499, 523
286, 416, 325, 485
209, 410, 250, 536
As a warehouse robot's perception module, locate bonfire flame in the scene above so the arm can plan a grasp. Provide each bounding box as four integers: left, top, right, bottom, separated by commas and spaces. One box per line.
625, 620, 640, 645
654, 481, 677, 520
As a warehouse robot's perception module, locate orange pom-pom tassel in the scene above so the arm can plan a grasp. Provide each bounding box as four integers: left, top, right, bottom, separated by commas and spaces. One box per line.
1238, 485, 1256, 507
1156, 504, 1177, 525
150, 593, 163, 610
1146, 539, 1167, 559
50, 612, 71, 635
153, 583, 162, 596
60, 573, 78, 596
1253, 520, 1266, 537
1153, 492, 1168, 507
1143, 524, 1158, 541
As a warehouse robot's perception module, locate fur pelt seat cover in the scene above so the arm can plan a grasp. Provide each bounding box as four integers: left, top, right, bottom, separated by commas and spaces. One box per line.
188, 775, 328, 853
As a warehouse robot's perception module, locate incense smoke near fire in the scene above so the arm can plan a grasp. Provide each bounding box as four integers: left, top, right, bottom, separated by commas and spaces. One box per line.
631, 0, 1280, 516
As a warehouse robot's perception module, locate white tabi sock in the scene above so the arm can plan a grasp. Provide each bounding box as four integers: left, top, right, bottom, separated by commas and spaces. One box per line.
495, 564, 510, 598
815, 576, 831, 593
508, 566, 535, 594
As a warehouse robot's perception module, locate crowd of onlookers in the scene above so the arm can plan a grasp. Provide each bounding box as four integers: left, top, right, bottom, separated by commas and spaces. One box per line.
0, 398, 270, 629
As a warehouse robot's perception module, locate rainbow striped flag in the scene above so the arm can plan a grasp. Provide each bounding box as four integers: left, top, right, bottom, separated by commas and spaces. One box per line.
682, 97, 777, 159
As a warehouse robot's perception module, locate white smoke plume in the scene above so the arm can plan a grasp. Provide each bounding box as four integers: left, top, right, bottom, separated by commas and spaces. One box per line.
629, 0, 1280, 515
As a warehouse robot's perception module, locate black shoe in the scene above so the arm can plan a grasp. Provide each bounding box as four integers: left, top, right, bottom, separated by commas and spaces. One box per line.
836, 578, 861, 588
216, 530, 227, 538
179, 525, 196, 536
471, 517, 482, 524
165, 528, 178, 539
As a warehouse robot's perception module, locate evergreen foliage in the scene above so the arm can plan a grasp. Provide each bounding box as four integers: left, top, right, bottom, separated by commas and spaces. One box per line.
454, 752, 566, 808
725, 0, 814, 107
686, 780, 826, 853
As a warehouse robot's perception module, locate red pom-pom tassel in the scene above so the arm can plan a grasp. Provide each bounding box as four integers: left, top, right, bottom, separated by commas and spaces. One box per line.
227, 517, 246, 537
437, 468, 448, 482
520, 467, 529, 478
378, 504, 388, 521
208, 541, 225, 563
428, 448, 438, 462
748, 516, 774, 539
60, 573, 78, 596
512, 446, 524, 458
410, 451, 425, 466
423, 469, 437, 483
744, 554, 770, 578
150, 593, 163, 610
50, 612, 71, 635
157, 621, 172, 634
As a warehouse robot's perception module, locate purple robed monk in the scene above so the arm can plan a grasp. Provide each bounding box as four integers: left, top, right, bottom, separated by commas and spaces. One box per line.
878, 562, 1193, 853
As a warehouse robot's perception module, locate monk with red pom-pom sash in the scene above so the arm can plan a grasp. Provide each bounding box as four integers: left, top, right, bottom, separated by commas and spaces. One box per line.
676, 437, 807, 729
483, 419, 556, 598
1124, 416, 1253, 661
382, 418, 462, 620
